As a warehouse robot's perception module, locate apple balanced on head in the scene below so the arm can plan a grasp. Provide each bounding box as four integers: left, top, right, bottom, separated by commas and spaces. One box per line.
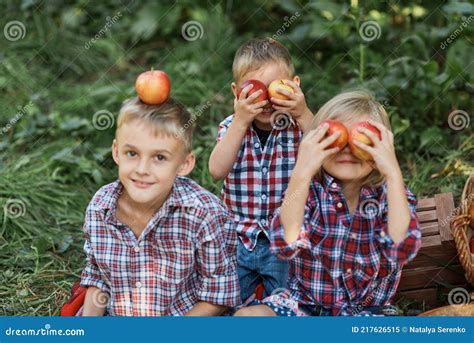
320, 119, 382, 161
135, 69, 171, 105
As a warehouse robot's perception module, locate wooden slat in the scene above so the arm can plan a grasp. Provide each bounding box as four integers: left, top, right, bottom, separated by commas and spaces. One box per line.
417, 210, 439, 223
435, 193, 455, 242
398, 264, 465, 291
419, 221, 440, 236
421, 235, 442, 248
402, 245, 459, 270
416, 197, 436, 211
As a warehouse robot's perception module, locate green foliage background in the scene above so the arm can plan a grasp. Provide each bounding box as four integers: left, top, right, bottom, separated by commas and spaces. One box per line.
0, 0, 472, 315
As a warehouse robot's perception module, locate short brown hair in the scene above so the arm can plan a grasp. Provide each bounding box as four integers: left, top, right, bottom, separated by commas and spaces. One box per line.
117, 97, 193, 153
232, 37, 295, 83
310, 90, 391, 187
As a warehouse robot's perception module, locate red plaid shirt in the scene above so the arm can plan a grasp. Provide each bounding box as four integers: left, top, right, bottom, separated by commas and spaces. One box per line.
216, 114, 303, 251
270, 171, 421, 315
80, 176, 241, 316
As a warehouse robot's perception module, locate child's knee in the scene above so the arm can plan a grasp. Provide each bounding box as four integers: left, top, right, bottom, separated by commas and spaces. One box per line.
234, 305, 276, 316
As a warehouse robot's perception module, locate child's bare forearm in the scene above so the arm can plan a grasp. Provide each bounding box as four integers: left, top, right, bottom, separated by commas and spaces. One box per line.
82, 287, 107, 316
209, 121, 248, 180
280, 164, 312, 244
184, 301, 227, 316
386, 171, 411, 244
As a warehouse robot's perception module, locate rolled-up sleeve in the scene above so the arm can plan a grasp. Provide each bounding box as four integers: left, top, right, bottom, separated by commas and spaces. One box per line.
216, 115, 233, 142
195, 213, 241, 307
80, 209, 109, 293
270, 200, 318, 260
376, 187, 421, 265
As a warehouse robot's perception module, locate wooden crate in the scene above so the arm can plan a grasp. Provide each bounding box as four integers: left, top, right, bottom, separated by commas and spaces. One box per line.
395, 192, 467, 307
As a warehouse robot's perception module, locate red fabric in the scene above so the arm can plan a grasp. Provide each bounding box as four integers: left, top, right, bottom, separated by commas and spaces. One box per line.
60, 281, 87, 316
254, 282, 265, 300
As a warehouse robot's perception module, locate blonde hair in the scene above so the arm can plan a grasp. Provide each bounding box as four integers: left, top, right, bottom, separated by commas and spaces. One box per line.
232, 37, 295, 83
117, 97, 193, 153
311, 90, 391, 187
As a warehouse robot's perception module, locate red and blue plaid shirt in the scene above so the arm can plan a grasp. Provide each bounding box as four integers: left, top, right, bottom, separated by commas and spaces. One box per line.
217, 114, 303, 251
270, 171, 421, 316
80, 176, 241, 316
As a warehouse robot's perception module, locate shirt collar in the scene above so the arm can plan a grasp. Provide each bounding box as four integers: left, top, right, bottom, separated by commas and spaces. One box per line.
320, 169, 380, 198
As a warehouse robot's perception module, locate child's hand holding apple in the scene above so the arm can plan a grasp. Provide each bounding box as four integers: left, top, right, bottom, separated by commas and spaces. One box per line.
268, 79, 313, 130
233, 80, 269, 128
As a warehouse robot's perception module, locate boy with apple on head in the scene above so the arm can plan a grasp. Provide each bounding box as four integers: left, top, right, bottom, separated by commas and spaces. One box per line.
208, 37, 314, 303
234, 90, 421, 316
80, 71, 241, 316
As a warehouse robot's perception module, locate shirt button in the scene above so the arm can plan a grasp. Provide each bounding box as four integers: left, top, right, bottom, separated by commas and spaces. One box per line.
133, 246, 140, 253
261, 193, 267, 200
351, 233, 357, 240
380, 231, 386, 238
331, 183, 338, 189
336, 202, 343, 209
254, 142, 260, 149
135, 281, 142, 288
262, 167, 268, 174
346, 268, 352, 274
260, 219, 267, 226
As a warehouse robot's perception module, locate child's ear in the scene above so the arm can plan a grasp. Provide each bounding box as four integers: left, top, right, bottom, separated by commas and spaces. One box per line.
231, 82, 237, 98
112, 139, 119, 165
292, 75, 300, 86
177, 152, 195, 176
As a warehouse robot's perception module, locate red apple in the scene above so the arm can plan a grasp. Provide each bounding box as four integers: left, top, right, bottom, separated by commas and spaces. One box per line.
321, 120, 349, 150
237, 79, 268, 103
348, 122, 382, 160
135, 70, 171, 105
268, 79, 294, 101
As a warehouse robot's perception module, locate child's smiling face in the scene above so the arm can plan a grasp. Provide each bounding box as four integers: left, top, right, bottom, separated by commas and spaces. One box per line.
233, 62, 299, 130
322, 115, 374, 184
112, 119, 194, 209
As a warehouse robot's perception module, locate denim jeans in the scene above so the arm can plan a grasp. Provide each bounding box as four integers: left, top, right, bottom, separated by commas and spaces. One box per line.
237, 234, 289, 303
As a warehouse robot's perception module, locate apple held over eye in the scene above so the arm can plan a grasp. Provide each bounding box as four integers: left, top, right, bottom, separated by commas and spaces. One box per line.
321, 120, 349, 150
268, 79, 294, 100
348, 122, 382, 161
237, 79, 268, 103
135, 70, 171, 105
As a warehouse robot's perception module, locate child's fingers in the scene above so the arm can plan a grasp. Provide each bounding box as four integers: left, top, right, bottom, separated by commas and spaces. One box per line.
251, 99, 269, 109
358, 127, 382, 148
367, 120, 390, 143
246, 89, 264, 103
238, 84, 254, 100
273, 88, 297, 100
284, 80, 302, 94
323, 147, 340, 157
271, 97, 293, 107
311, 123, 330, 143
353, 140, 376, 155
320, 131, 341, 149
